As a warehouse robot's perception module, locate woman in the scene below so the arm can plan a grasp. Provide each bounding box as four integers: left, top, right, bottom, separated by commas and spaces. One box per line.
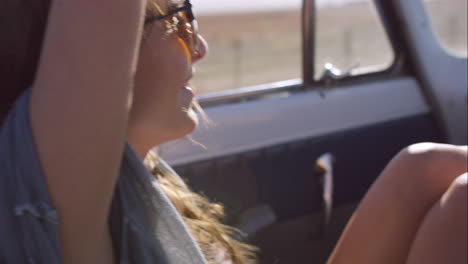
0, 1, 466, 264
0, 0, 254, 263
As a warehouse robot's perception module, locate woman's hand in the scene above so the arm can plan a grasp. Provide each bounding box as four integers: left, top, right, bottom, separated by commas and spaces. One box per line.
29, 0, 148, 263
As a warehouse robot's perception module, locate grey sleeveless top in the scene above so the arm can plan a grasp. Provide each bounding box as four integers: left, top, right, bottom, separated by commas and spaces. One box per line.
0, 90, 207, 264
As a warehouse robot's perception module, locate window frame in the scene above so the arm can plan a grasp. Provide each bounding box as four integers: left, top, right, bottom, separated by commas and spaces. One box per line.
197, 0, 407, 108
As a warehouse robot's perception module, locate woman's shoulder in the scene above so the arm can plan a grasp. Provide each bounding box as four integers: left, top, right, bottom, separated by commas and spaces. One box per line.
114, 147, 207, 263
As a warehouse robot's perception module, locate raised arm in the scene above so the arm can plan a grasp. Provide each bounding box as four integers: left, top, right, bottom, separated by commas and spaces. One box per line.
30, 0, 147, 263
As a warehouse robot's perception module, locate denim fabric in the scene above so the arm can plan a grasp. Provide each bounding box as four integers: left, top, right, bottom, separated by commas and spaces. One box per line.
0, 90, 206, 264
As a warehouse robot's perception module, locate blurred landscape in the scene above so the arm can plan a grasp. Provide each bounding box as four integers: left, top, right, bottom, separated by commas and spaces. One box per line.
192, 0, 467, 95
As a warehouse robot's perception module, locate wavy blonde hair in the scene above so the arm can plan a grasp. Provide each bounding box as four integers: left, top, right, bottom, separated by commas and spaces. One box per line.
144, 1, 257, 263
145, 152, 257, 264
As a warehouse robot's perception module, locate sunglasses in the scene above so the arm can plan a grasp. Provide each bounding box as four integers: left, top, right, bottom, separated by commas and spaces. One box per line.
145, 0, 200, 57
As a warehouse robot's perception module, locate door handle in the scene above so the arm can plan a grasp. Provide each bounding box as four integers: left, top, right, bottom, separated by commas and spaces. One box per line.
315, 153, 335, 237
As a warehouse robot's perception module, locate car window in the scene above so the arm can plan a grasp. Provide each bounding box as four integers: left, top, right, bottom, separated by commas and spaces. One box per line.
314, 0, 394, 79
423, 0, 468, 57
191, 0, 302, 95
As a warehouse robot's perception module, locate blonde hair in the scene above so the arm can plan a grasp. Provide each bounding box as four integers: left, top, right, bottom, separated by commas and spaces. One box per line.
145, 152, 257, 264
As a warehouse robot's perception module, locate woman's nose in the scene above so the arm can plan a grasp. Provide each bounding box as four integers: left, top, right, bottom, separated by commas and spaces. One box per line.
192, 34, 208, 63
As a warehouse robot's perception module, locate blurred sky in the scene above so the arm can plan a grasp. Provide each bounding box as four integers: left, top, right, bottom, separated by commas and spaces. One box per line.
191, 0, 366, 15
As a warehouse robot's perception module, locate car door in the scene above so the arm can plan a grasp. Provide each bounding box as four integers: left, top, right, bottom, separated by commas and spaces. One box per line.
160, 0, 466, 263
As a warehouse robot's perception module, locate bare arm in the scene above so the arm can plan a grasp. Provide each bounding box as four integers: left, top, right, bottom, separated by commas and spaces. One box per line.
30, 0, 147, 263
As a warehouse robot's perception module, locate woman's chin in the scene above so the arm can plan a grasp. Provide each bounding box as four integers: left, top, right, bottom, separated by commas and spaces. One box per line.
170, 108, 198, 140
187, 108, 199, 128
184, 108, 199, 135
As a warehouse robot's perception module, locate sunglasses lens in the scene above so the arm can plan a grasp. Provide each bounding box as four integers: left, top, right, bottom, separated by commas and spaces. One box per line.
178, 12, 197, 53
177, 37, 192, 63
